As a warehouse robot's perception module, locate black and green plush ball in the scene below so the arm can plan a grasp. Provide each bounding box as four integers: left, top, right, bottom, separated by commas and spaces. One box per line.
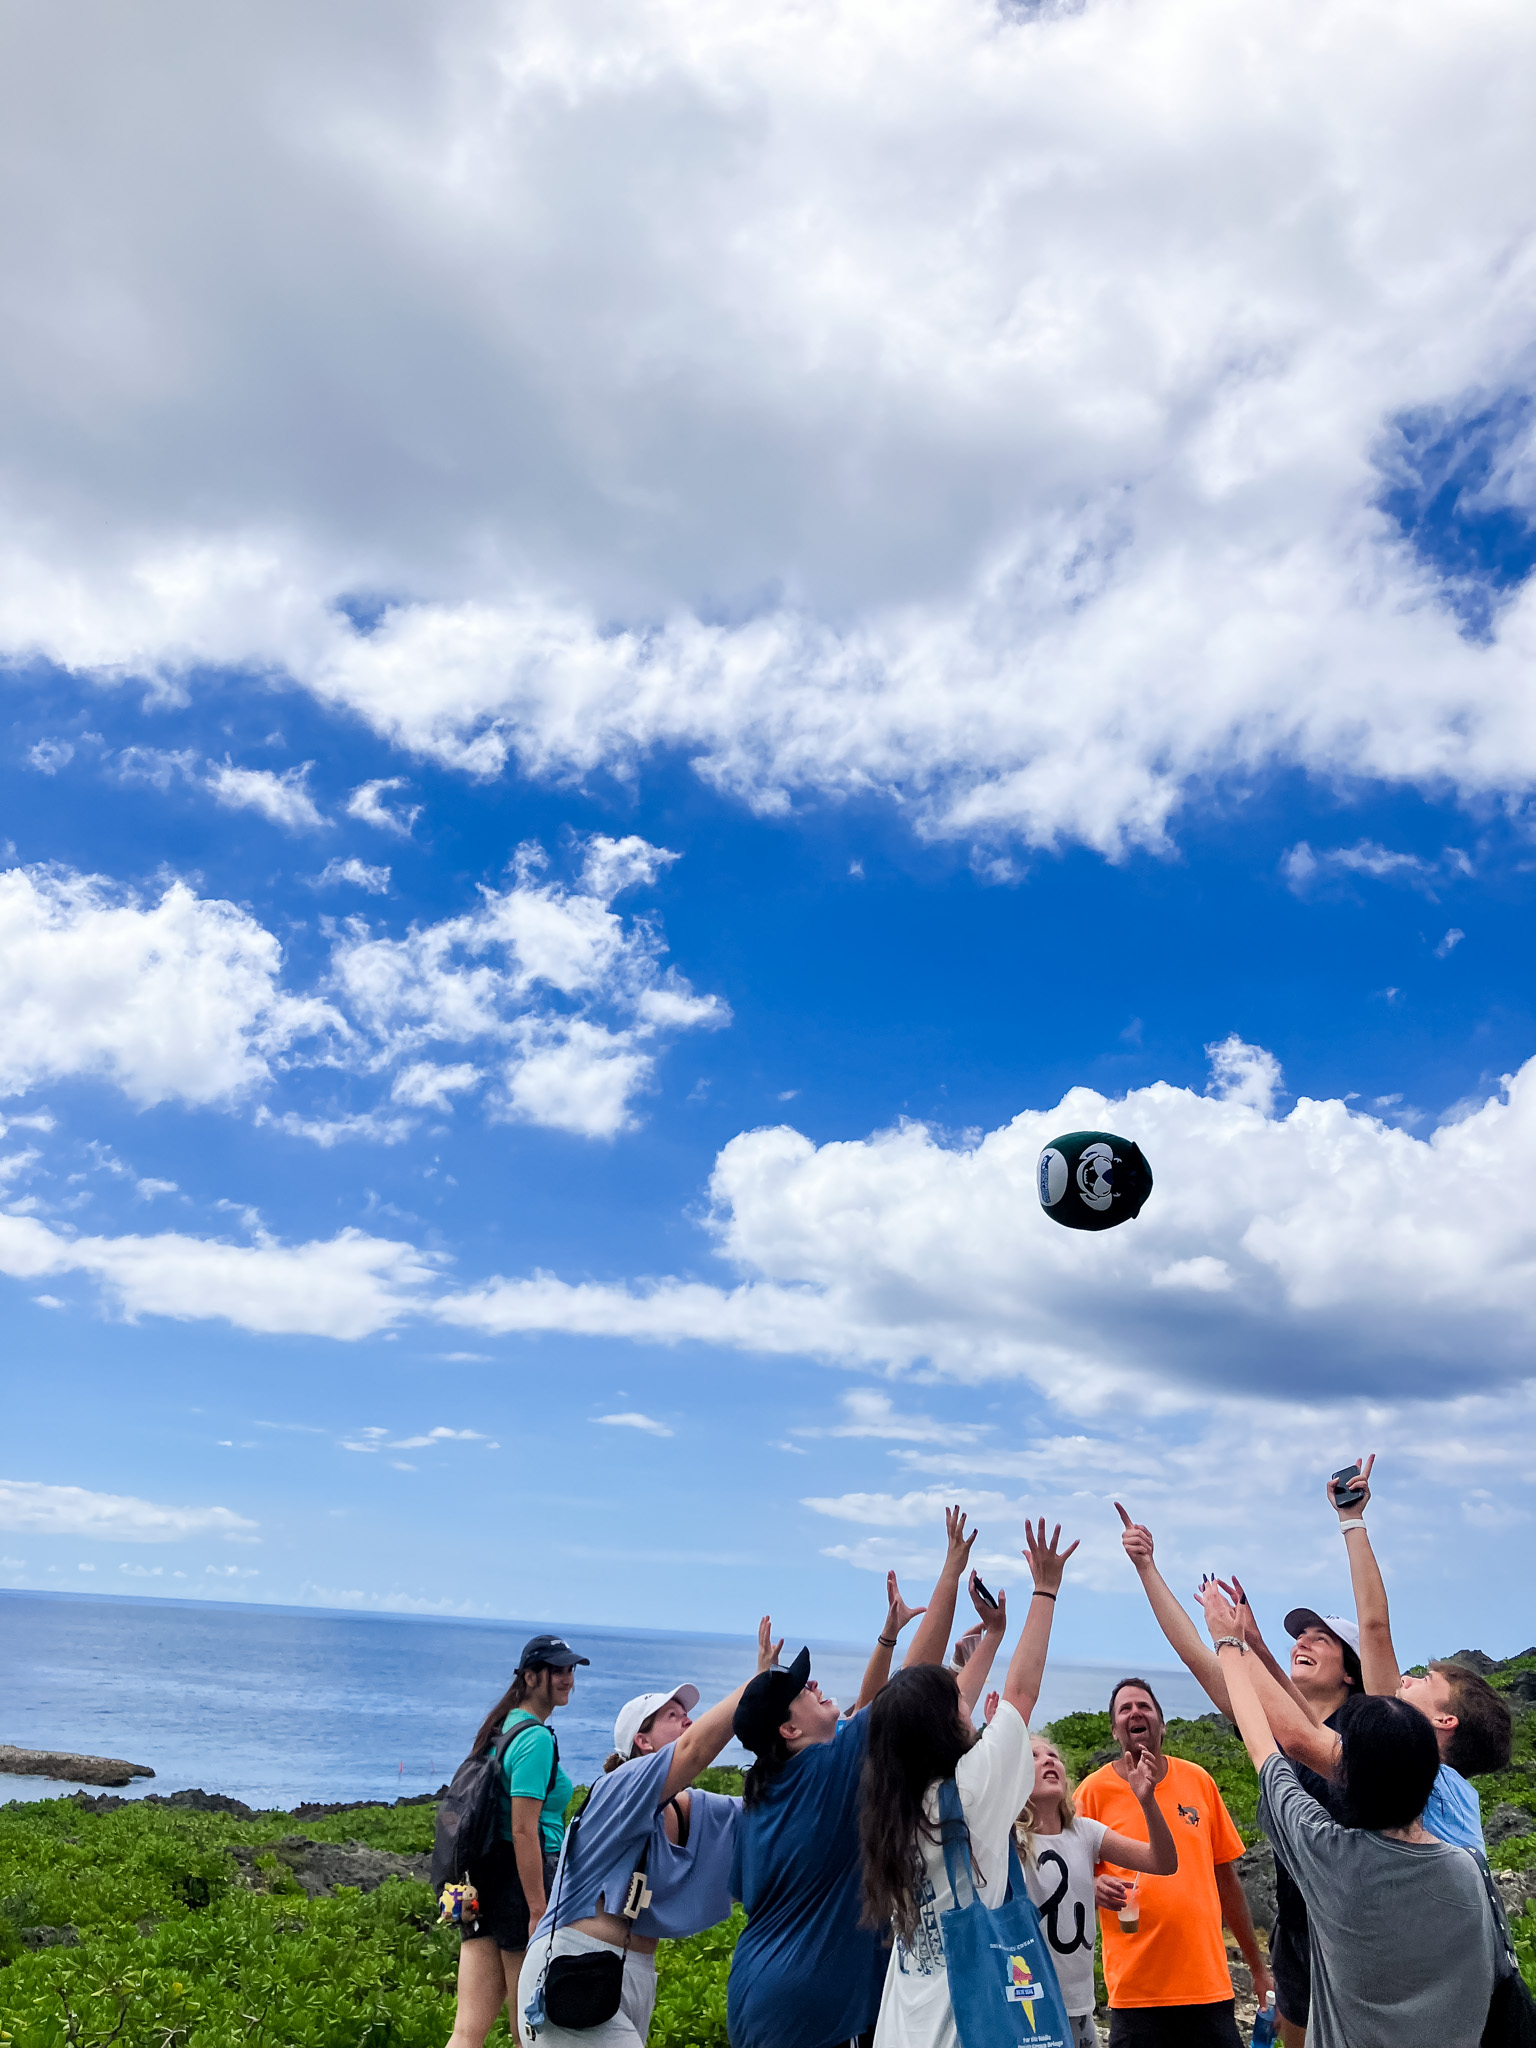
1037, 1130, 1153, 1231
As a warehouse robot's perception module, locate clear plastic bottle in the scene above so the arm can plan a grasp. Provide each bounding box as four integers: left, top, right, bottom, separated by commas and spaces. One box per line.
1251, 1991, 1278, 2046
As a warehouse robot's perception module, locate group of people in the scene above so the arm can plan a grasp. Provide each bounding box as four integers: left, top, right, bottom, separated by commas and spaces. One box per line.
442, 1460, 1516, 2048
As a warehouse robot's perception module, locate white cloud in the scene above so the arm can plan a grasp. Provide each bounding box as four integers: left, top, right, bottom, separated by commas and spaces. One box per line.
0, 1479, 257, 1542
595, 1411, 674, 1437
331, 835, 727, 1137
27, 739, 74, 774
1436, 928, 1465, 957
0, 1211, 436, 1338
254, 1106, 415, 1146
346, 779, 421, 838
1204, 1034, 1284, 1117
134, 1177, 178, 1200
435, 1041, 1536, 1411
315, 857, 391, 893
1282, 841, 1456, 896
0, 866, 338, 1105
390, 1060, 482, 1109
206, 760, 327, 831
387, 1425, 491, 1448
796, 1389, 988, 1445
0, 4, 1535, 850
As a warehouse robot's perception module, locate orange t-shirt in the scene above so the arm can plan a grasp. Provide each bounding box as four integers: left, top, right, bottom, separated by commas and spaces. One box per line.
1075, 1754, 1247, 2010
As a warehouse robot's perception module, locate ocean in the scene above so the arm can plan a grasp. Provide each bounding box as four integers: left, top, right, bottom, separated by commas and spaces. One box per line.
0, 1590, 1213, 1809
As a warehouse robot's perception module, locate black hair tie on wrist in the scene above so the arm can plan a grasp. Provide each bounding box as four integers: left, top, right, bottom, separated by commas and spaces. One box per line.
1032, 1590, 1057, 1602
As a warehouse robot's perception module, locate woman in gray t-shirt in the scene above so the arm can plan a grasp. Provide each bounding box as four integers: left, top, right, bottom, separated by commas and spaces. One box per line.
1198, 1583, 1497, 2048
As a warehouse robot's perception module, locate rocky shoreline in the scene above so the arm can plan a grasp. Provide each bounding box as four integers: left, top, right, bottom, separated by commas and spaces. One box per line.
0, 1744, 155, 1788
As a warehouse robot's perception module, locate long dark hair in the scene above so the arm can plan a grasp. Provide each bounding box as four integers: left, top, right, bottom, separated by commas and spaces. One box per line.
743, 1731, 793, 1809
859, 1665, 975, 1945
472, 1667, 544, 1756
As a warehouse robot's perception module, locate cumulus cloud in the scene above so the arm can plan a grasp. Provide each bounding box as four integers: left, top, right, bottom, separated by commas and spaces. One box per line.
205, 761, 327, 831
436, 1044, 1536, 1408
0, 1479, 256, 1542
330, 835, 727, 1137
0, 4, 1535, 850
345, 780, 421, 838
0, 1211, 436, 1337
315, 857, 391, 893
796, 1389, 989, 1446
595, 1412, 674, 1437
0, 866, 338, 1105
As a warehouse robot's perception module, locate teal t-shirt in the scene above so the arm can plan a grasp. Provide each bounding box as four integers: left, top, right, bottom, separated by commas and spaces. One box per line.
501, 1709, 572, 1854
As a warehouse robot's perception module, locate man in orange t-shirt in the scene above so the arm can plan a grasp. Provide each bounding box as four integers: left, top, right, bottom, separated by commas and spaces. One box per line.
1076, 1677, 1271, 2048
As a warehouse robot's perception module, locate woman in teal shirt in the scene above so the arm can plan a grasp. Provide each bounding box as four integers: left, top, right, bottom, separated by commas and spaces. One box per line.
447, 1633, 586, 2048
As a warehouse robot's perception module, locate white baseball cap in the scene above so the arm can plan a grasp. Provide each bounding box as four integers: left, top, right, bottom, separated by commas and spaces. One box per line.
613, 1683, 700, 1760
1284, 1608, 1361, 1655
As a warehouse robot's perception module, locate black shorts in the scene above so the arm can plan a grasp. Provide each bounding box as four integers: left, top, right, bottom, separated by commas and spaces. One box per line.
1269, 1905, 1311, 2026
462, 1843, 558, 1953
1107, 2001, 1244, 2048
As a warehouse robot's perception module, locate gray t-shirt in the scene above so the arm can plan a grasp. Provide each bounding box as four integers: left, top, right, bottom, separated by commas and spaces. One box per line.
1258, 1755, 1498, 2048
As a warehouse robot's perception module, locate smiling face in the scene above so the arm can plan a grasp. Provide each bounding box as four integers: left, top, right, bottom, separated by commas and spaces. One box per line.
1290, 1626, 1351, 1700
633, 1695, 692, 1754
1110, 1686, 1165, 1759
781, 1679, 841, 1748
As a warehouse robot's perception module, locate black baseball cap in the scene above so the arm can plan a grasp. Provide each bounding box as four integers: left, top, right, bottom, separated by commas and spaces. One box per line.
518, 1633, 590, 1671
733, 1646, 812, 1754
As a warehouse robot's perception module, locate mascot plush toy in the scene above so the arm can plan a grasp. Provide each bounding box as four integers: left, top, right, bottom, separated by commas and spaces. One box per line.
1037, 1130, 1153, 1232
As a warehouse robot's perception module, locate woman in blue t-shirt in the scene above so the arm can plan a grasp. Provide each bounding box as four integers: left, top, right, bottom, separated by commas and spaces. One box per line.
447, 1632, 588, 2048
519, 1617, 780, 2048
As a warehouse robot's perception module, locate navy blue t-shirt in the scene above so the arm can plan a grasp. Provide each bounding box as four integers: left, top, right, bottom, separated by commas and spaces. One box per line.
727, 1712, 888, 2048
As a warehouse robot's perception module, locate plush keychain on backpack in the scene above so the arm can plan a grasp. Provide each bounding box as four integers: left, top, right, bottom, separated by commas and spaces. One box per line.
1037, 1130, 1153, 1232
438, 1878, 479, 1925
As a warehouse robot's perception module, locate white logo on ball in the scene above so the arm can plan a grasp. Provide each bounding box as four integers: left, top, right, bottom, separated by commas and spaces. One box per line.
1038, 1148, 1069, 1207
1075, 1142, 1115, 1211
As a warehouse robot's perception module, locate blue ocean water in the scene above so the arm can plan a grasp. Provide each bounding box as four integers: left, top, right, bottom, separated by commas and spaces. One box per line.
0, 1591, 1211, 1809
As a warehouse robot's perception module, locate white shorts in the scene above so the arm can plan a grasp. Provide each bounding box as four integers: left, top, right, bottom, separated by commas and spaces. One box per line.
517, 1929, 658, 2048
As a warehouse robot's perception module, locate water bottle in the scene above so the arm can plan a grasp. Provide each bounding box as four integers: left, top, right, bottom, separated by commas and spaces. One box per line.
1251, 1992, 1278, 2046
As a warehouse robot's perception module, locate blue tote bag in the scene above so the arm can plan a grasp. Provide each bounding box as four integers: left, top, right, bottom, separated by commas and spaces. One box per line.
935, 1776, 1073, 2048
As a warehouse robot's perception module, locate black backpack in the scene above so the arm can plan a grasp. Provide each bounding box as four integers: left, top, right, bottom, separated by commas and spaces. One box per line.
431, 1717, 560, 1890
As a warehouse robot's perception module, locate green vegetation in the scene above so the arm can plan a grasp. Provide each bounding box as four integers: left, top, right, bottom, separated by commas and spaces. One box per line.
5, 1664, 1535, 2045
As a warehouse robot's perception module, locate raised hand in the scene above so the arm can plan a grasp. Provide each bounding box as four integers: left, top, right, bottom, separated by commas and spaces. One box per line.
1114, 1501, 1154, 1567
1125, 1744, 1159, 1803
968, 1570, 1007, 1635
983, 1690, 1000, 1724
1327, 1454, 1375, 1518
1195, 1576, 1244, 1645
886, 1570, 926, 1636
943, 1504, 979, 1577
1024, 1517, 1080, 1594
757, 1615, 784, 1672
1215, 1577, 1258, 1647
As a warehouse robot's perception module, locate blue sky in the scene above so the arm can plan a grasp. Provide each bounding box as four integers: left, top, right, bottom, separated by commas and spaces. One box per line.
3, 0, 1536, 1673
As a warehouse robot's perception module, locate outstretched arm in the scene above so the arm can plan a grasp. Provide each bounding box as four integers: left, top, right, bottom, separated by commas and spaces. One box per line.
1196, 1583, 1279, 1771
665, 1615, 781, 1800
905, 1506, 978, 1670
1115, 1503, 1233, 1718
1217, 1575, 1318, 1724
1099, 1746, 1179, 1876
1001, 1520, 1078, 1724
853, 1572, 926, 1711
1329, 1456, 1401, 1696
1204, 1580, 1340, 1777
957, 1575, 1007, 1717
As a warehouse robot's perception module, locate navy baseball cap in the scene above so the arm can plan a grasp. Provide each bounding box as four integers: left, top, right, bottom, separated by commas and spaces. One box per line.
519, 1633, 590, 1670
733, 1646, 812, 1754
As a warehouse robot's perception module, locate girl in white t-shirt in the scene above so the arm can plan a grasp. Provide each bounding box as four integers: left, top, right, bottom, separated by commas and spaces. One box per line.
859, 1520, 1078, 2048
1015, 1737, 1178, 2048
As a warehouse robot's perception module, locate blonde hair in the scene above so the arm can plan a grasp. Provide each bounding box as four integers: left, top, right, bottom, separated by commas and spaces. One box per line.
1015, 1741, 1077, 1860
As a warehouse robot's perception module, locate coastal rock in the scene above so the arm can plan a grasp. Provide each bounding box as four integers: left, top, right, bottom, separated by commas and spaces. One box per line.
1446, 1650, 1497, 1675
20, 1924, 81, 1949
290, 1786, 448, 1820
1486, 1803, 1535, 1845
229, 1835, 432, 1898
0, 1744, 154, 1788
1506, 1672, 1536, 1706
1234, 1839, 1276, 1931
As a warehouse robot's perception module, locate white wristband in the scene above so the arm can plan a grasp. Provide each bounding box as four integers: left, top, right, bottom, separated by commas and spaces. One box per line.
1339, 1520, 1368, 1535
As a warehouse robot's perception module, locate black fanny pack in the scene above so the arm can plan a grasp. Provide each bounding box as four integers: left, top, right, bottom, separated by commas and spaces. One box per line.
541, 1819, 653, 2030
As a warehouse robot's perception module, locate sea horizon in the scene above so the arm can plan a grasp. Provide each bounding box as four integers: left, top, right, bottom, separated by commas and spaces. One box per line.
1, 1587, 1215, 1810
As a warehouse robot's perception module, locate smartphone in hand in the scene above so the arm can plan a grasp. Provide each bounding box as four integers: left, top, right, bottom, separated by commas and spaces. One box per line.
971, 1573, 1000, 1611
1331, 1462, 1366, 1509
